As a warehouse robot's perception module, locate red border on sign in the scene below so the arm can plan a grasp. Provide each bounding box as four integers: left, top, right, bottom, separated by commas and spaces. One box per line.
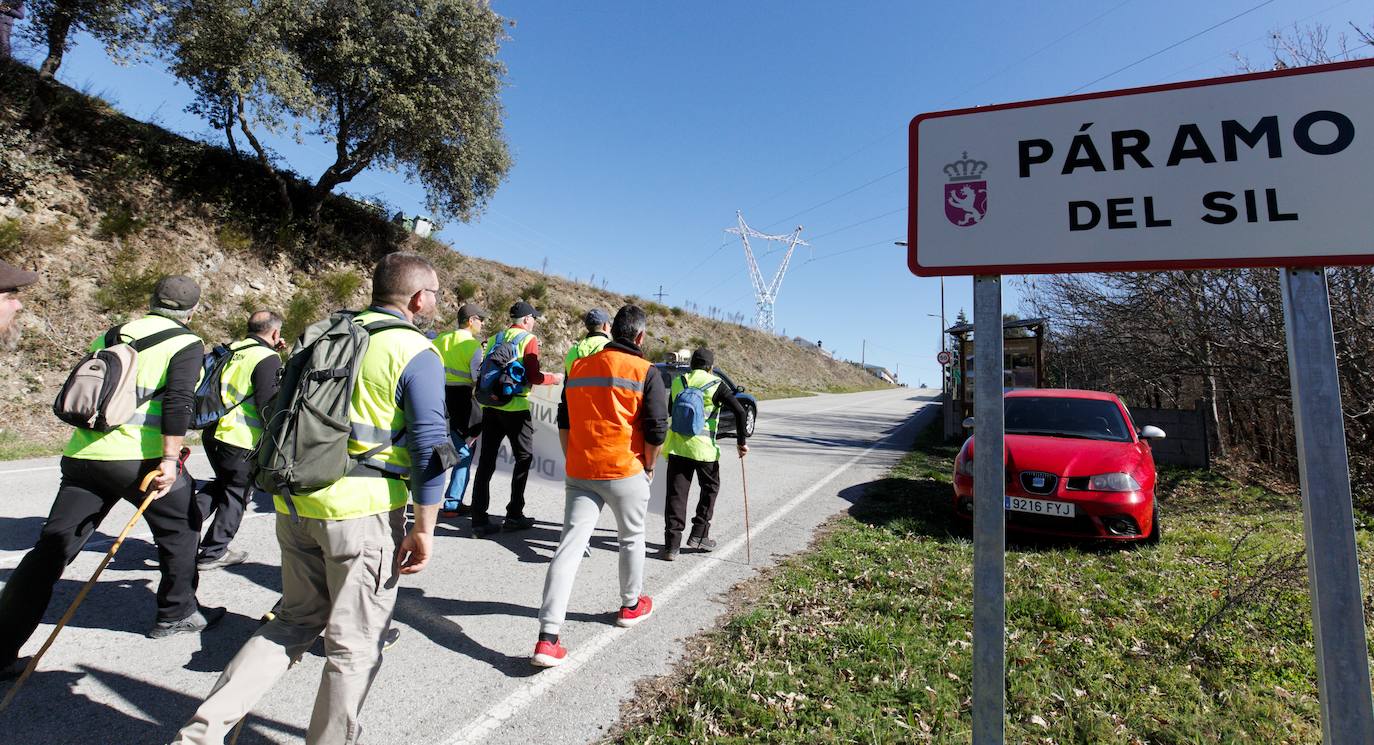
907, 58, 1374, 277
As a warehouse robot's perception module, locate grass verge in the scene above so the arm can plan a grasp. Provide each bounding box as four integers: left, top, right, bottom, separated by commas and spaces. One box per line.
0, 430, 65, 460
610, 423, 1368, 743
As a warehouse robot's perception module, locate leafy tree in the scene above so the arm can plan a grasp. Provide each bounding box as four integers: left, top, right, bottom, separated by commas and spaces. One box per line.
21, 0, 155, 81
162, 0, 512, 222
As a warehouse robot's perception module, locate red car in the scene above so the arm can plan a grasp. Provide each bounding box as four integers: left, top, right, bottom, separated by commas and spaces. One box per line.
952, 389, 1164, 544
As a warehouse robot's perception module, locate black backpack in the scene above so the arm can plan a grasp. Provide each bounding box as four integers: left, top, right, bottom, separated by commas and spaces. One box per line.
474, 330, 530, 407
190, 343, 241, 430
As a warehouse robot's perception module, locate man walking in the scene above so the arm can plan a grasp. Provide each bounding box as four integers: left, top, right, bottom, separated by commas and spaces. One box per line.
172, 253, 451, 744
194, 310, 284, 570
659, 348, 748, 561
432, 302, 486, 517
470, 300, 564, 537
532, 305, 668, 667
0, 259, 37, 349
0, 276, 219, 681
563, 307, 611, 373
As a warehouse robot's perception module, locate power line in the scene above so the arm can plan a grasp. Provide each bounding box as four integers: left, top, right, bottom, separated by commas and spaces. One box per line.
1069, 0, 1280, 94
802, 237, 903, 264
760, 166, 906, 231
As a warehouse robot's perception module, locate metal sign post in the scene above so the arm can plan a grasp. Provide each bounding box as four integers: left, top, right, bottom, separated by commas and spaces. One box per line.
972, 275, 1005, 743
1280, 267, 1374, 743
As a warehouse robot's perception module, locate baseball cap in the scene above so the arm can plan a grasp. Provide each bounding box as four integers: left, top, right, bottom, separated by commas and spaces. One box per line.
691, 347, 715, 370
0, 260, 38, 293
458, 303, 488, 323
583, 307, 610, 330
151, 275, 201, 310
509, 301, 543, 319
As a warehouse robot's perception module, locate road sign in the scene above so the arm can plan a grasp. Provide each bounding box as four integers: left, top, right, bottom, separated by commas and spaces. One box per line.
937, 350, 951, 366
907, 59, 1374, 277
909, 58, 1374, 745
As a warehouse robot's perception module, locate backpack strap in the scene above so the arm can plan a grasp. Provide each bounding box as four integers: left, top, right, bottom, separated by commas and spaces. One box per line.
130, 326, 197, 352
361, 318, 418, 336
102, 324, 125, 349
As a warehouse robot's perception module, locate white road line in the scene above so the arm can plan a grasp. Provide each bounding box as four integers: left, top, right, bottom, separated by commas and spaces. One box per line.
0, 465, 60, 475
443, 404, 931, 745
0, 510, 277, 567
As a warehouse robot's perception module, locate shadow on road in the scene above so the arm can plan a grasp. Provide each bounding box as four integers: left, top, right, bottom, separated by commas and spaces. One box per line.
0, 664, 305, 744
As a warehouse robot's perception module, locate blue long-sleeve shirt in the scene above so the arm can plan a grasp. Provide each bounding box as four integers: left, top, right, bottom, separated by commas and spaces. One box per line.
371, 306, 448, 507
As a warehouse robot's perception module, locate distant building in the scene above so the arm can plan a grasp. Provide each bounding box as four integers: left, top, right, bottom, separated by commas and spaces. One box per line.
863, 364, 896, 385
791, 336, 834, 359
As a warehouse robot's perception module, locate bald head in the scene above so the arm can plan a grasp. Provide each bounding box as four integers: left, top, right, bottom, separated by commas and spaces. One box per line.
247, 310, 283, 336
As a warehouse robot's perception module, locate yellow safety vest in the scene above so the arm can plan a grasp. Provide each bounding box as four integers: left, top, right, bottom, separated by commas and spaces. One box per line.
482, 327, 537, 413
273, 309, 435, 520
665, 369, 723, 462
64, 315, 203, 461
564, 333, 610, 374
433, 328, 480, 386
212, 338, 279, 450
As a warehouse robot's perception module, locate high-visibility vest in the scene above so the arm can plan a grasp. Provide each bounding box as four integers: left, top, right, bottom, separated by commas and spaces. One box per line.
564, 333, 610, 374
433, 328, 480, 386
482, 327, 538, 413
665, 369, 723, 462
565, 348, 653, 480
64, 315, 203, 461
211, 337, 278, 450
272, 309, 435, 520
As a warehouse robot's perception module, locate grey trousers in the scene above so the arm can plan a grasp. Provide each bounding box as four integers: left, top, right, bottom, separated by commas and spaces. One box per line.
173, 508, 405, 745
539, 474, 649, 636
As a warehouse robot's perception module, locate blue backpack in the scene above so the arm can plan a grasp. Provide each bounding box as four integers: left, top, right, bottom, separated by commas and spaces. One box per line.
191, 343, 241, 430
670, 374, 720, 438
475, 330, 531, 407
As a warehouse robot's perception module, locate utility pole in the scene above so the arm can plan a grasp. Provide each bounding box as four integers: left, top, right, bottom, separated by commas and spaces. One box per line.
862, 339, 866, 367
654, 285, 668, 303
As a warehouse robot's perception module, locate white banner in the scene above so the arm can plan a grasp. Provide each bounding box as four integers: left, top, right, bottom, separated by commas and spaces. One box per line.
908, 60, 1374, 276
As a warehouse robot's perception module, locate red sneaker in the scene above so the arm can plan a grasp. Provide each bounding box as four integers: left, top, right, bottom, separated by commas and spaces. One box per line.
616, 595, 654, 627
531, 639, 567, 668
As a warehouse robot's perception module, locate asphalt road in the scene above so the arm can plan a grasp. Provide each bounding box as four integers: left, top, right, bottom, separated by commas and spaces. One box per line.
0, 387, 937, 745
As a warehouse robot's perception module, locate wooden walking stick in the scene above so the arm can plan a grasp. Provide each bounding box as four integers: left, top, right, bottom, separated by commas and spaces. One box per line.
740, 457, 752, 564
0, 461, 173, 712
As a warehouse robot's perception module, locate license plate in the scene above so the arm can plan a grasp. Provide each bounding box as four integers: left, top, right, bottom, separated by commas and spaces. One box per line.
1004, 496, 1075, 517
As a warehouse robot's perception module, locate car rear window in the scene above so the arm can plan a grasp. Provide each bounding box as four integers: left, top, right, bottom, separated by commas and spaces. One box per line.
1004, 397, 1131, 442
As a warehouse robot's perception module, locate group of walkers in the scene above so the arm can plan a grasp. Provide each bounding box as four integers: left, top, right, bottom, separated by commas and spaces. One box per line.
0, 252, 752, 743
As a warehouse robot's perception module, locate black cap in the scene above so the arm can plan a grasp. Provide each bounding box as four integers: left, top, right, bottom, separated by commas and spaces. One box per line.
509, 301, 542, 319
0, 260, 38, 293
151, 275, 201, 310
458, 303, 488, 324
691, 347, 714, 370
583, 307, 610, 330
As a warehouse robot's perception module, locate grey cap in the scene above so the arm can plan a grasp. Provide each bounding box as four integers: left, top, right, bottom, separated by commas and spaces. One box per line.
458, 302, 488, 324
583, 307, 610, 330
151, 275, 201, 310
0, 261, 38, 293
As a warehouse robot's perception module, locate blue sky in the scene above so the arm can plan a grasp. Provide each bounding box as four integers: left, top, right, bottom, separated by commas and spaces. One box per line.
11, 0, 1373, 386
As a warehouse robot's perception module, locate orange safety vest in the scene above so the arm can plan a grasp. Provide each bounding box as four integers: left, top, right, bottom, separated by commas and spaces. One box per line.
565, 348, 653, 480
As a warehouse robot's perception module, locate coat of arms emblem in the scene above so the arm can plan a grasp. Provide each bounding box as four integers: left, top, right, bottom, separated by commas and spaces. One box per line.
944, 152, 988, 227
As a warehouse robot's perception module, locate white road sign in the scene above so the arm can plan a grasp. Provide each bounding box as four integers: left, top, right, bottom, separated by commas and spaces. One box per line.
907, 59, 1374, 276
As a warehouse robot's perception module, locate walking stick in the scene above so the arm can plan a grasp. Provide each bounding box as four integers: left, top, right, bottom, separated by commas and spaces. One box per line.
0, 456, 178, 712
740, 457, 752, 564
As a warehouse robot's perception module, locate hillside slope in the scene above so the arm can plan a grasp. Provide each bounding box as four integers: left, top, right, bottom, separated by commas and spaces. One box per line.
0, 64, 889, 447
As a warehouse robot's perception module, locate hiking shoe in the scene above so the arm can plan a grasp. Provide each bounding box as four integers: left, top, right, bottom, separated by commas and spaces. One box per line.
382, 627, 401, 651
531, 639, 568, 668
472, 523, 500, 539
690, 537, 717, 552
502, 515, 536, 532
657, 546, 679, 562
617, 596, 654, 628
440, 501, 470, 518
148, 606, 227, 639
197, 549, 248, 571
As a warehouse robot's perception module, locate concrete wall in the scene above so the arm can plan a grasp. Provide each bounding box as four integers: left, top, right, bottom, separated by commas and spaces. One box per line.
1128, 399, 1210, 469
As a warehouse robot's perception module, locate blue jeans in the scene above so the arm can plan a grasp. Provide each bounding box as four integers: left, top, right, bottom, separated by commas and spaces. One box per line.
444, 436, 475, 509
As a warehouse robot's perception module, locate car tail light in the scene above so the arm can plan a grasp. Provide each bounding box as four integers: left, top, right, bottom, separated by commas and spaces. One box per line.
1087, 472, 1140, 492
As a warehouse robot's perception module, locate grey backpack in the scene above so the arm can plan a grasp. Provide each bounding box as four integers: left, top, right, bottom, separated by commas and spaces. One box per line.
255, 311, 414, 498
53, 325, 196, 432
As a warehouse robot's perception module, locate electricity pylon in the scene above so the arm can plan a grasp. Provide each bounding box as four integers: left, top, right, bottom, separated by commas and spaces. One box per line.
725, 211, 808, 331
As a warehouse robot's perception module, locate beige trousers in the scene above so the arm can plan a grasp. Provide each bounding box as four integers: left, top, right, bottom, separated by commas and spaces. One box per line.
173, 508, 405, 745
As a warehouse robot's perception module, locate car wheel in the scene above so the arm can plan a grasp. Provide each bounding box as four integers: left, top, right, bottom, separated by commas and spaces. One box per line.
1141, 505, 1160, 546
744, 405, 756, 438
